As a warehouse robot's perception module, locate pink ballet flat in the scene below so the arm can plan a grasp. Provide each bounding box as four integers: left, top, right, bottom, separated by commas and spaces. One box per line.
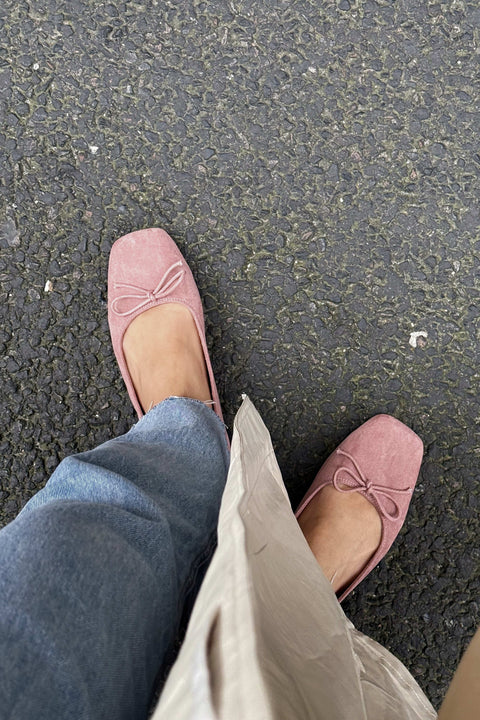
107, 227, 224, 423
295, 414, 423, 602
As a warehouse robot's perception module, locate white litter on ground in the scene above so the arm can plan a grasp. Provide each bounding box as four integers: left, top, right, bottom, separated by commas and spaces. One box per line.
409, 330, 428, 348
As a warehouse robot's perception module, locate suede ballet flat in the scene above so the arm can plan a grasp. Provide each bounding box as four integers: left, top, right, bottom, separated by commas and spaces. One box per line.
295, 414, 423, 602
107, 227, 224, 423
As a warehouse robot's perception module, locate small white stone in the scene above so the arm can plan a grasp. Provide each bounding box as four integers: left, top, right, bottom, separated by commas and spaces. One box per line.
453, 260, 460, 272
33, 62, 39, 70
409, 330, 428, 348
308, 66, 316, 73
44, 280, 53, 293
89, 145, 99, 154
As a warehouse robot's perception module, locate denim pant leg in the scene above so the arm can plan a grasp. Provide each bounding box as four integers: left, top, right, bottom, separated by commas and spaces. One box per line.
0, 397, 230, 720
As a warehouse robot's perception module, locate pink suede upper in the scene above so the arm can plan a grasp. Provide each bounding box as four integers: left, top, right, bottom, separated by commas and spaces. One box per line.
108, 228, 224, 423
295, 414, 423, 602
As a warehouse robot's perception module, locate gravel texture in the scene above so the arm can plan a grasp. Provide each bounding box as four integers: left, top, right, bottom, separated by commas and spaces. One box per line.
1, 0, 480, 709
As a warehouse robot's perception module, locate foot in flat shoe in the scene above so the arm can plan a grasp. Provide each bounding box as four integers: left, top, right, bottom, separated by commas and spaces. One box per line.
296, 414, 422, 601
122, 303, 212, 413
297, 484, 382, 595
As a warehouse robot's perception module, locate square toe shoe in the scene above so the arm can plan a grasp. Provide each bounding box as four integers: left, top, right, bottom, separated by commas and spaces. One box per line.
107, 227, 224, 423
295, 414, 423, 602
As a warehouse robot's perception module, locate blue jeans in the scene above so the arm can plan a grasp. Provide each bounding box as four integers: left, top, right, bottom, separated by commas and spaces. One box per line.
0, 398, 230, 720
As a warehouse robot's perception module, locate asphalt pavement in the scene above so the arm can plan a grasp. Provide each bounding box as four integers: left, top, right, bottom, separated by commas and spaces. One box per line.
1, 0, 480, 709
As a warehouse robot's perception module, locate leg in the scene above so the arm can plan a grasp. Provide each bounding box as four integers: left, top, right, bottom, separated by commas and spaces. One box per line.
154, 398, 436, 720
0, 398, 229, 720
0, 228, 230, 719
438, 625, 480, 719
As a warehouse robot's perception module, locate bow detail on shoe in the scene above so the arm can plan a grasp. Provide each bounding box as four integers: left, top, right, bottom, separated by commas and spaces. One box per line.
111, 260, 186, 316
332, 448, 413, 521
